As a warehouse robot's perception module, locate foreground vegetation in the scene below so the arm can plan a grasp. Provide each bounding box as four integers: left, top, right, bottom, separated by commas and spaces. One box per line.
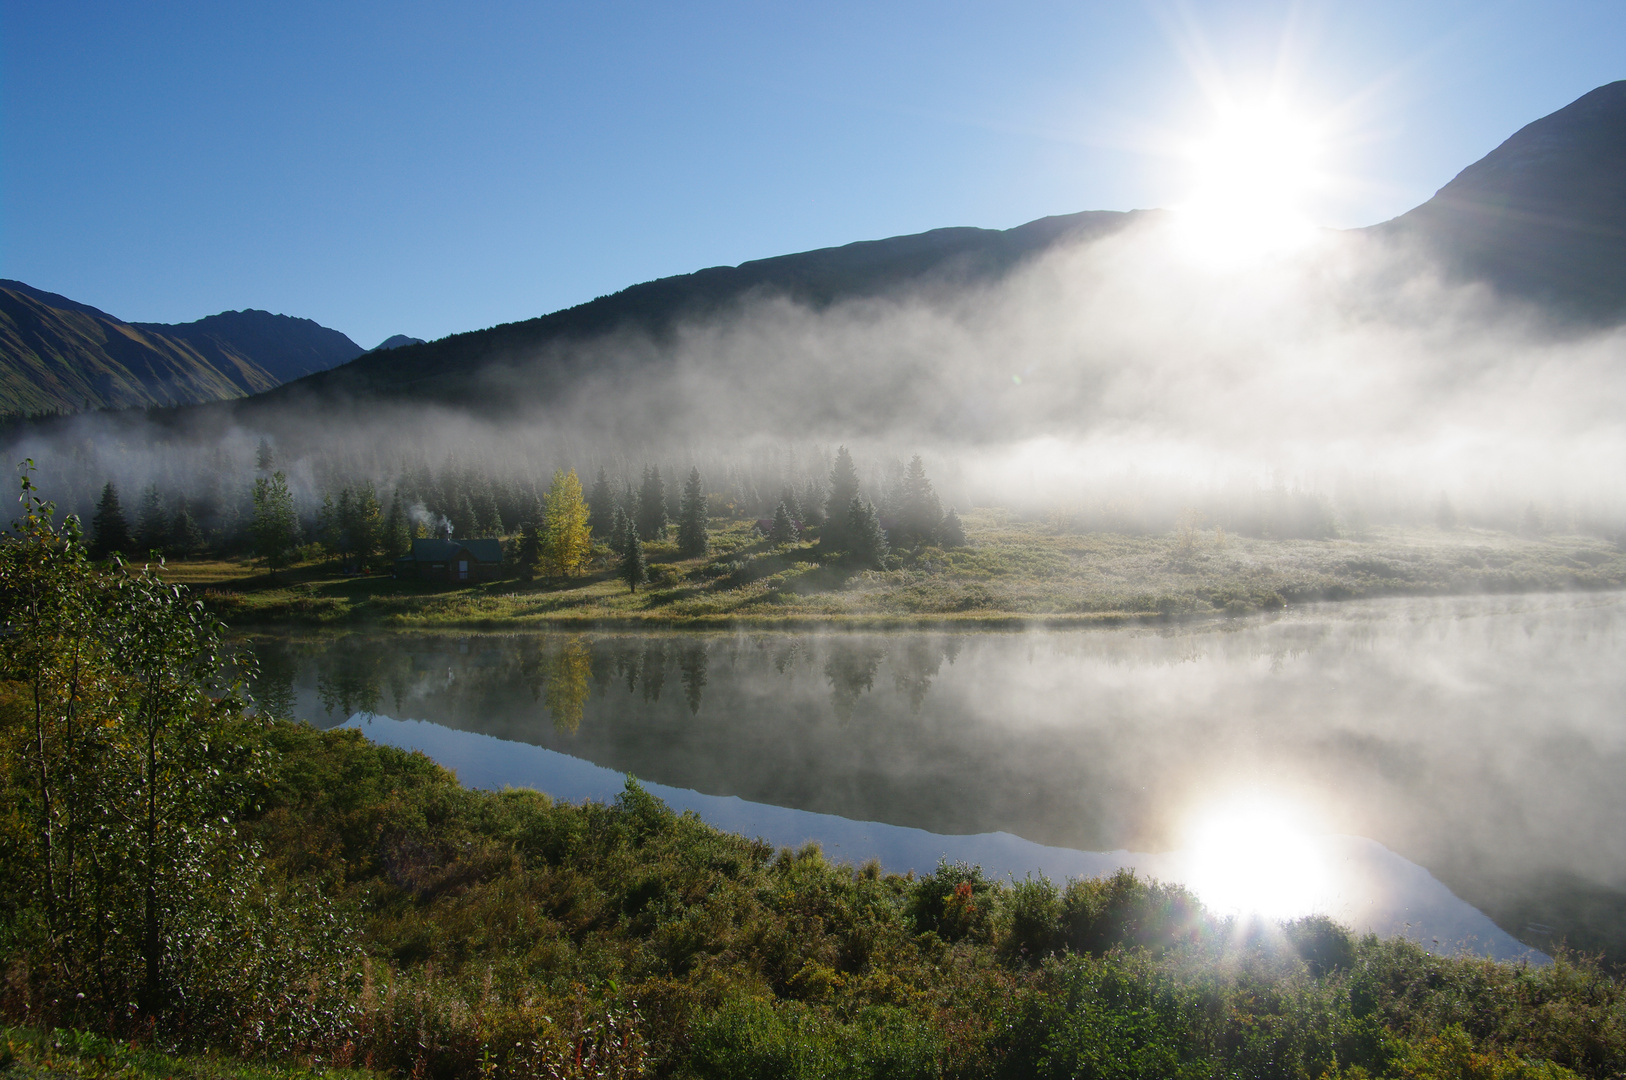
7, 716, 1626, 1080
165, 511, 1626, 628
7, 471, 1626, 1079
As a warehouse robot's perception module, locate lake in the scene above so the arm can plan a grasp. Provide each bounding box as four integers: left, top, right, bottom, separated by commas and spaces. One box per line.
252, 590, 1626, 963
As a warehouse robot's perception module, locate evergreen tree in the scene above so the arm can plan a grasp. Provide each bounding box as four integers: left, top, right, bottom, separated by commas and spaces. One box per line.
609, 504, 631, 555
821, 447, 861, 551
587, 468, 616, 537
515, 522, 543, 582
347, 482, 383, 568
892, 455, 944, 549
778, 486, 803, 525
255, 437, 275, 472
542, 468, 591, 577
667, 467, 683, 524
676, 466, 709, 557
133, 484, 169, 555
250, 471, 300, 577
800, 477, 825, 528
619, 522, 648, 593
636, 466, 668, 541
474, 479, 503, 536
384, 490, 412, 558
168, 499, 204, 557
90, 482, 131, 558
317, 493, 339, 552
769, 501, 798, 544
846, 495, 889, 568
938, 506, 968, 548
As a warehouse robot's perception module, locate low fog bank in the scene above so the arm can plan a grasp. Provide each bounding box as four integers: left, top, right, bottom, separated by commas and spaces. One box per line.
6, 215, 1624, 543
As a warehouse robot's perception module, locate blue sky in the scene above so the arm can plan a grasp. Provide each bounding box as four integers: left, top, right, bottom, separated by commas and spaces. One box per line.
2, 1, 1622, 347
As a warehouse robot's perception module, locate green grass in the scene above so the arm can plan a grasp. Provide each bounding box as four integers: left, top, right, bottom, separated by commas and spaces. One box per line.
0, 1027, 380, 1080
181, 512, 1626, 629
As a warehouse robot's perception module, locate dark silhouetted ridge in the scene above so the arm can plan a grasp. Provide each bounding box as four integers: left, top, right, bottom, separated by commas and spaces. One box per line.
252, 209, 1145, 412
1376, 80, 1626, 324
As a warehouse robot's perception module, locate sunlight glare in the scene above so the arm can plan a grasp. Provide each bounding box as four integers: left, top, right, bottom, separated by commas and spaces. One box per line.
1175, 102, 1322, 265
1180, 794, 1330, 920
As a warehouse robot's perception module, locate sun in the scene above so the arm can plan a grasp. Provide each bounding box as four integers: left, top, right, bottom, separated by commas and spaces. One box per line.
1174, 101, 1323, 265
1178, 793, 1331, 921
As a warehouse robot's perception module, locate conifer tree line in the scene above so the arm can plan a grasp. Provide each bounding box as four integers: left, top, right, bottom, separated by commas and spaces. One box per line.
66, 439, 968, 569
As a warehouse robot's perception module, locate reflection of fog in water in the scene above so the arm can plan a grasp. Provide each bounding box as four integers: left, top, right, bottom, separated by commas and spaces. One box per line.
254, 590, 1626, 961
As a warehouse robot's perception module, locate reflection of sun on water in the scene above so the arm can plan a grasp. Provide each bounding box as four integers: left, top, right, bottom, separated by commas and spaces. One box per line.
1181, 794, 1330, 921
1174, 102, 1322, 266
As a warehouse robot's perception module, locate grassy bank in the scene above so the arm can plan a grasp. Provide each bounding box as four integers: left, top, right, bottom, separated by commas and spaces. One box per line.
9, 718, 1624, 1079
0, 1027, 378, 1080
166, 512, 1626, 628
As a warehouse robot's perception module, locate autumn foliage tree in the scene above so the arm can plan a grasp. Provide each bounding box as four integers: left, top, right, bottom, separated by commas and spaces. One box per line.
542, 468, 591, 577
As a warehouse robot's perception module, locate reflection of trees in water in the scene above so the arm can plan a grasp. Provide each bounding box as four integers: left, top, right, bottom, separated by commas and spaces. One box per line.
247, 637, 298, 719
823, 640, 885, 723
678, 642, 708, 715
640, 642, 667, 702
544, 637, 592, 733
771, 638, 804, 675
316, 639, 384, 718
517, 637, 547, 701
890, 637, 944, 714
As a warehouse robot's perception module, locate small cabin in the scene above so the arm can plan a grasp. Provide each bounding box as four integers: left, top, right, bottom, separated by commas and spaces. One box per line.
394, 538, 504, 583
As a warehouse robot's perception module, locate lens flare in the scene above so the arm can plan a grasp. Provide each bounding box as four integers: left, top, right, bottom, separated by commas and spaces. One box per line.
1174, 102, 1322, 265
1180, 794, 1330, 920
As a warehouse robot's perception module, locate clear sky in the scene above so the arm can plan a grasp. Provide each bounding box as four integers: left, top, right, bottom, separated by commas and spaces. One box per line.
2, 1, 1622, 348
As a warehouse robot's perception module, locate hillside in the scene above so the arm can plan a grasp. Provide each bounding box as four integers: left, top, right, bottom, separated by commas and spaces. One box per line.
242, 209, 1146, 413
1375, 80, 1626, 324
0, 282, 364, 415
231, 82, 1626, 419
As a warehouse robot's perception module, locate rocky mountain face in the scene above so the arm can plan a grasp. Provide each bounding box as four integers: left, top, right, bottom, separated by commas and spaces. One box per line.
0, 281, 364, 415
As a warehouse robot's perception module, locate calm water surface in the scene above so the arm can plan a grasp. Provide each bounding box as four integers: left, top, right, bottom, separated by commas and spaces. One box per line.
254, 590, 1626, 963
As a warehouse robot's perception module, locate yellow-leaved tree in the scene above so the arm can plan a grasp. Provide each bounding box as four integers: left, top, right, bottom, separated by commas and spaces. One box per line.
542, 468, 591, 577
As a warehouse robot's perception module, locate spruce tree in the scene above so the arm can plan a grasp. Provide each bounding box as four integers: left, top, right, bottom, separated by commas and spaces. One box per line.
168, 500, 204, 557
609, 504, 631, 555
255, 437, 275, 472
667, 467, 683, 524
515, 522, 543, 582
938, 506, 968, 548
133, 484, 169, 555
636, 466, 668, 542
250, 471, 300, 577
800, 477, 825, 528
769, 501, 798, 544
587, 468, 616, 537
349, 482, 383, 568
846, 495, 889, 568
821, 447, 860, 551
620, 522, 648, 593
384, 490, 412, 557
91, 482, 131, 558
676, 466, 709, 557
893, 455, 943, 549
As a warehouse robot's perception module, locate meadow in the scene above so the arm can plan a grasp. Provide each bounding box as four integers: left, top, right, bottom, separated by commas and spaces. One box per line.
163, 511, 1626, 629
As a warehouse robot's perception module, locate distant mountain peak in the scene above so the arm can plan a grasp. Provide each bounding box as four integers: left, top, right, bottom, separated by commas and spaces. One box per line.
370, 334, 426, 352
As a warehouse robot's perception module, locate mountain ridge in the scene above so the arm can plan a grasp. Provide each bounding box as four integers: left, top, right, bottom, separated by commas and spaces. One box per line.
0, 283, 366, 415
1375, 79, 1626, 323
